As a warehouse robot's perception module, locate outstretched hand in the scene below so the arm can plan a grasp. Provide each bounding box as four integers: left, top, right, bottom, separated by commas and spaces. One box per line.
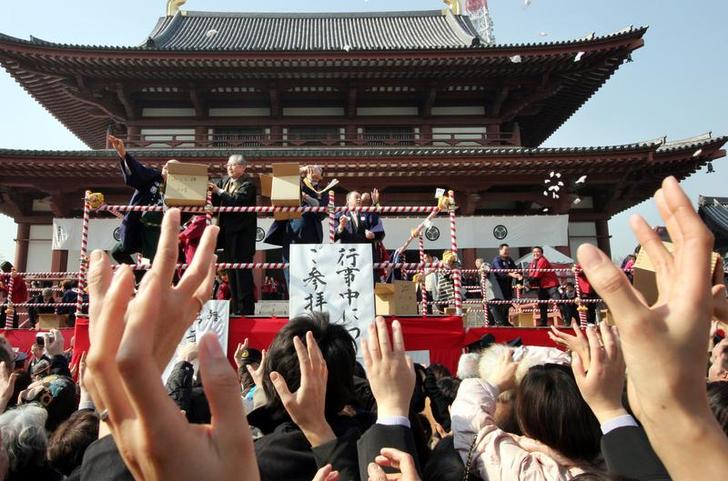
270, 331, 334, 447
571, 323, 627, 424
361, 317, 415, 418
107, 134, 126, 159
548, 321, 589, 369
577, 176, 728, 480
367, 448, 422, 481
84, 208, 259, 481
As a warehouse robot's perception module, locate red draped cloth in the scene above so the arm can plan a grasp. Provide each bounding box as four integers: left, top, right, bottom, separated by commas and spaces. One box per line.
1, 319, 556, 375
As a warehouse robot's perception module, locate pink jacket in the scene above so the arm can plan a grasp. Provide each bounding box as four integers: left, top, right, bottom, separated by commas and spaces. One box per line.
451, 378, 586, 481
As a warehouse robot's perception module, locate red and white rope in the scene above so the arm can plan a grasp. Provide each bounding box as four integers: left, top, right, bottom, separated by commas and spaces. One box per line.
479, 269, 490, 326
4, 273, 15, 329
205, 189, 213, 226
328, 191, 336, 243
418, 234, 428, 316
448, 191, 462, 316
75, 192, 91, 317
94, 204, 441, 215
572, 265, 588, 328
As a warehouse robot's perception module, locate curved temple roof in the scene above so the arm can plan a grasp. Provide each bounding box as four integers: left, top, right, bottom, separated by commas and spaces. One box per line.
146, 10, 482, 51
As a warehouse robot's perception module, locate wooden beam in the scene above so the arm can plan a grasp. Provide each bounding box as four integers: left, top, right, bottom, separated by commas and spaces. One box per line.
346, 85, 358, 118
115, 83, 138, 120
189, 83, 208, 119
269, 84, 281, 119
421, 85, 437, 118
488, 86, 510, 117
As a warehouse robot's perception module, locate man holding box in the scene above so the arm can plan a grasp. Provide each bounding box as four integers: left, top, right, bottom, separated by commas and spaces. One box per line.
209, 154, 257, 316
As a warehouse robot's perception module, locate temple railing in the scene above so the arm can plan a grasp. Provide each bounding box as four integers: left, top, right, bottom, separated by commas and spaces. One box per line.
120, 132, 518, 149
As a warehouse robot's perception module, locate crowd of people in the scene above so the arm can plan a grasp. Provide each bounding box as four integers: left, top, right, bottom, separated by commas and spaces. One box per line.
0, 176, 725, 480
0, 265, 85, 329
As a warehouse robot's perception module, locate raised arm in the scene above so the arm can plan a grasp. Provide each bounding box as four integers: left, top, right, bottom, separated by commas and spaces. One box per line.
577, 176, 728, 481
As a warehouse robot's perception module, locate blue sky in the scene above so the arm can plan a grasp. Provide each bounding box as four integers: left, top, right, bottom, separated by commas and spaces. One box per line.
0, 0, 726, 263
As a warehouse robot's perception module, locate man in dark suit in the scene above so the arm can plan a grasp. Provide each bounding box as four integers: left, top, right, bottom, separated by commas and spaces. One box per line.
334, 191, 384, 246
107, 134, 168, 267
210, 154, 257, 316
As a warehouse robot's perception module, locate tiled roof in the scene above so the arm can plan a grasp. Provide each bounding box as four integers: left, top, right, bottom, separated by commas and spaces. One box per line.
146, 10, 481, 51
0, 11, 647, 53
699, 196, 728, 250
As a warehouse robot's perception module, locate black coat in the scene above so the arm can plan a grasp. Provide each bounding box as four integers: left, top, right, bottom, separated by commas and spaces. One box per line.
118, 153, 164, 252
601, 425, 671, 480
334, 211, 384, 244
213, 175, 257, 260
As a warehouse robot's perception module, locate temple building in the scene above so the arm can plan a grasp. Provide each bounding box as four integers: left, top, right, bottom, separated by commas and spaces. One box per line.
0, 5, 725, 275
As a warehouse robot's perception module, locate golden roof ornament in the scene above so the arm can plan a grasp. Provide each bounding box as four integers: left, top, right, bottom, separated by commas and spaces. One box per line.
167, 0, 187, 16
443, 0, 462, 15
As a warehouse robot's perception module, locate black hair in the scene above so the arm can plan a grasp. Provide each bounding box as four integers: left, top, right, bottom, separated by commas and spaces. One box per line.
516, 364, 601, 462
532, 246, 543, 253
499, 243, 510, 250
262, 312, 356, 420
436, 377, 461, 407
48, 410, 99, 475
708, 381, 728, 437
428, 364, 452, 382
0, 261, 12, 273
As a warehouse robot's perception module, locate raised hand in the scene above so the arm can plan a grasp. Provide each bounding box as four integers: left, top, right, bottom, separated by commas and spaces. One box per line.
84, 208, 259, 481
269, 331, 334, 447
577, 176, 728, 480
367, 448, 422, 481
361, 317, 415, 418
371, 188, 380, 206
107, 134, 126, 159
88, 209, 218, 372
571, 323, 627, 423
234, 338, 249, 369
245, 348, 267, 387
548, 321, 590, 369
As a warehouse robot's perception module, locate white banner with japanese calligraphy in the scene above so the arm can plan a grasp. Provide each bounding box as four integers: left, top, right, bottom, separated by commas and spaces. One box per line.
162, 300, 230, 382
289, 244, 374, 342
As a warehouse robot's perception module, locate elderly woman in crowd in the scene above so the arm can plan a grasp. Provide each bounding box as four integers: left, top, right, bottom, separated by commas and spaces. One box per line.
0, 404, 61, 481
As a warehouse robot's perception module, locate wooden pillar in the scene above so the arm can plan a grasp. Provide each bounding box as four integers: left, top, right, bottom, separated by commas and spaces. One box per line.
596, 220, 612, 258
462, 249, 476, 270
253, 250, 265, 304
420, 124, 432, 145
127, 125, 141, 146
51, 250, 68, 273
195, 126, 208, 147
14, 223, 30, 272
486, 123, 501, 144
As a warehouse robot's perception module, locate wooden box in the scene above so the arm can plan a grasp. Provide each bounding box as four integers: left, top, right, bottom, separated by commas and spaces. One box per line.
38, 313, 67, 329
165, 162, 209, 206
511, 309, 535, 327
375, 281, 418, 316
634, 241, 720, 306
260, 163, 301, 221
